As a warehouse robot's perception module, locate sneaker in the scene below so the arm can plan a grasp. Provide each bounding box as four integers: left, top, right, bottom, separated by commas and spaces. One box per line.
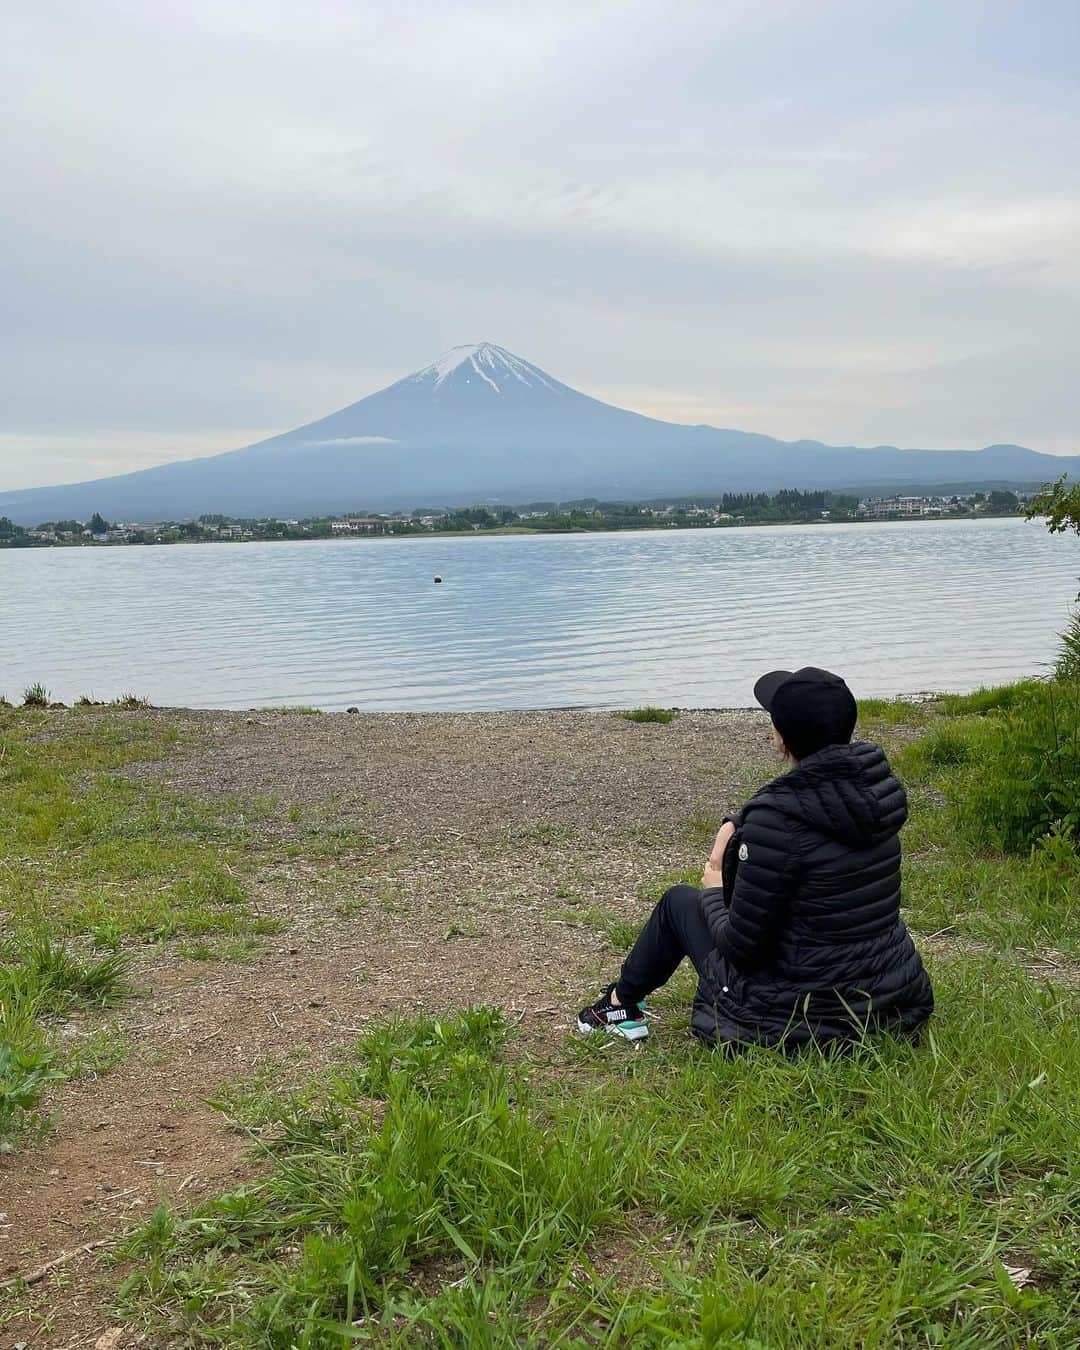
576, 986, 649, 1041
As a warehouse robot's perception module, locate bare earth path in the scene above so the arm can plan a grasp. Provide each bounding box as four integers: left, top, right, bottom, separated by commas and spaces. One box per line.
1, 708, 772, 1347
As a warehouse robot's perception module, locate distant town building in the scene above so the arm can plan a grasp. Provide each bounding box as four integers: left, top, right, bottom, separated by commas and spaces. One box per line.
858, 496, 947, 518
331, 516, 387, 534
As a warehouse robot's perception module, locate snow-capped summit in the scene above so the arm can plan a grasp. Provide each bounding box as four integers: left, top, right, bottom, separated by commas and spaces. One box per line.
410, 342, 562, 395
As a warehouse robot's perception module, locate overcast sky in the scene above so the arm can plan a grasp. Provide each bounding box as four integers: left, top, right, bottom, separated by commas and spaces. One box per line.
2, 0, 1078, 490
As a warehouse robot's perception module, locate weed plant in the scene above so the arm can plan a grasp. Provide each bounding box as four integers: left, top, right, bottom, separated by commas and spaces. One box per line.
1, 935, 132, 1010
0, 1031, 65, 1147
1056, 608, 1080, 681
0, 937, 131, 1143
113, 692, 152, 709
22, 681, 50, 707
620, 707, 677, 725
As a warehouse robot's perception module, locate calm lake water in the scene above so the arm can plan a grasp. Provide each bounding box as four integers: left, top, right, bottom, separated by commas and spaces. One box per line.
2, 519, 1078, 711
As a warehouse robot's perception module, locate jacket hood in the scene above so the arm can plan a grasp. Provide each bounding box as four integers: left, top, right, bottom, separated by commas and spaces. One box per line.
754, 740, 908, 845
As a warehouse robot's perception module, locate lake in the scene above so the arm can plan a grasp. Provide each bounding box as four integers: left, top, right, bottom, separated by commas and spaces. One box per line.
2, 518, 1078, 711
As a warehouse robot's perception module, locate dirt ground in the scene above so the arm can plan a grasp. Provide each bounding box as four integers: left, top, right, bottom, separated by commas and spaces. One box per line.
1, 707, 775, 1348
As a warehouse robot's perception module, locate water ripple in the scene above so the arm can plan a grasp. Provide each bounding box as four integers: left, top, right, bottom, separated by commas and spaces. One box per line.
2, 519, 1077, 710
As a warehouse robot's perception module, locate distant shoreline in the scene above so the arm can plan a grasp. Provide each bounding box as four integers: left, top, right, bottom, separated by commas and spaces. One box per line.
0, 505, 1032, 550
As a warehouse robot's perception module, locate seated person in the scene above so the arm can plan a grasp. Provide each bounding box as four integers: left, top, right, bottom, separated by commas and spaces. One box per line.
578, 667, 933, 1050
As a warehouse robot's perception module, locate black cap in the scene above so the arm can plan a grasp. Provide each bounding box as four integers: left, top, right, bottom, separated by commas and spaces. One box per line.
753, 666, 858, 760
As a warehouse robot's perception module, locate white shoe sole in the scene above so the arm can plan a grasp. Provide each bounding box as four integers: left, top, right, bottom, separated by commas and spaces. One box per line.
576, 1017, 649, 1041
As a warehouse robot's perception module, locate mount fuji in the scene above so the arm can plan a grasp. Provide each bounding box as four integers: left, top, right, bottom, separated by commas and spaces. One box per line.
1, 342, 1075, 524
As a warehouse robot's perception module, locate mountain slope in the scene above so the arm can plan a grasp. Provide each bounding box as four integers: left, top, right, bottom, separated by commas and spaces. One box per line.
1, 343, 1075, 523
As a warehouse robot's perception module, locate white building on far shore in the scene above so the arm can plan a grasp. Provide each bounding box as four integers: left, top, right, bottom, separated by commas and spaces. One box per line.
331, 516, 387, 534
858, 495, 949, 518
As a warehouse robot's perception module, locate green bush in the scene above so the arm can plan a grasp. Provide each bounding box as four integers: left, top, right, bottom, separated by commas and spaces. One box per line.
620, 706, 677, 724
925, 683, 1080, 853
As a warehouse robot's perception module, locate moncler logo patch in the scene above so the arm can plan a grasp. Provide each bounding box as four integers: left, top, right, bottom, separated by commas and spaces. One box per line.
738, 842, 749, 862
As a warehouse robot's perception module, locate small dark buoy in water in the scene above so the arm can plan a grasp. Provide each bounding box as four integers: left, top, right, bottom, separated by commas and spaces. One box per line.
434, 575, 443, 584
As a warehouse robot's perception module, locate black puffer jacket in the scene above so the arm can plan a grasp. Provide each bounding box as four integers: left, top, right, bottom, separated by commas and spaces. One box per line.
694, 740, 933, 1049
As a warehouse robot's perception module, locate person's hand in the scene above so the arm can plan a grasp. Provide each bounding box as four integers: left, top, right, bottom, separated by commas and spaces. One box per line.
707, 821, 736, 870
702, 820, 736, 890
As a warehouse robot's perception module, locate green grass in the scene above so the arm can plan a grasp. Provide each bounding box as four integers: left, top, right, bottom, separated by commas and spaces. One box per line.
63, 1023, 133, 1080
0, 708, 278, 946
552, 905, 640, 952
0, 935, 132, 1144
257, 705, 324, 716
639, 867, 702, 902
7, 677, 1080, 1341
116, 971, 1079, 1346
71, 692, 154, 709
856, 695, 932, 728
1, 934, 133, 1010
176, 935, 265, 962
938, 680, 1047, 717
0, 705, 282, 1146
620, 706, 677, 725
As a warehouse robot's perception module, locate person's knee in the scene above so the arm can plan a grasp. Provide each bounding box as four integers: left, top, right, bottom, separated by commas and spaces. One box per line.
660, 883, 703, 917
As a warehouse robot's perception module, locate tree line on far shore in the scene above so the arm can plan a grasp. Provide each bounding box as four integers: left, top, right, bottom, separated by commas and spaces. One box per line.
0, 484, 1055, 548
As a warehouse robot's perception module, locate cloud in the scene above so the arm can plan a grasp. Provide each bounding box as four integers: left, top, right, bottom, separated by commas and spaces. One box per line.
1, 0, 1078, 484
302, 436, 398, 447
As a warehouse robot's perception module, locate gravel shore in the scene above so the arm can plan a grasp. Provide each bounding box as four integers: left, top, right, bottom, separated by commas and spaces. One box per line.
124, 705, 777, 842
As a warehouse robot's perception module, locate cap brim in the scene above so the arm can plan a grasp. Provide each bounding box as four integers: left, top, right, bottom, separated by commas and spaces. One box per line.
753, 669, 793, 711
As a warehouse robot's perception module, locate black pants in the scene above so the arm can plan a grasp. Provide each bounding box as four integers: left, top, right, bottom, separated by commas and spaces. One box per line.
615, 884, 713, 1007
